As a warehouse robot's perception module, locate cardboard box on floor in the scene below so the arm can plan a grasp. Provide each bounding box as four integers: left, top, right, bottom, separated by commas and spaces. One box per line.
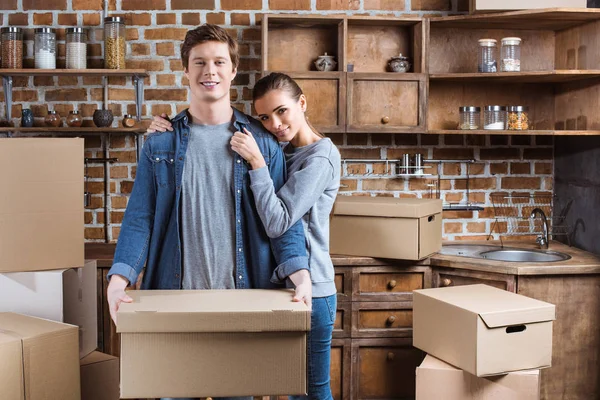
80, 351, 120, 400
416, 355, 540, 400
117, 289, 310, 399
0, 260, 97, 358
470, 0, 586, 13
413, 284, 555, 377
329, 197, 442, 260
0, 138, 84, 273
0, 312, 80, 400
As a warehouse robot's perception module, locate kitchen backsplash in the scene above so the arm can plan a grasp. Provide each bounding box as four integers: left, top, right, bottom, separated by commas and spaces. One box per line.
1, 0, 553, 242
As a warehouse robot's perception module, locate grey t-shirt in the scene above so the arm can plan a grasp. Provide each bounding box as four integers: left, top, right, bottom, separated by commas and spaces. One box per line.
181, 122, 236, 290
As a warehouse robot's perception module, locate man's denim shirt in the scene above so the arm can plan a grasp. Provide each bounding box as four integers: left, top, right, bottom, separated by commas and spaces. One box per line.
107, 108, 309, 290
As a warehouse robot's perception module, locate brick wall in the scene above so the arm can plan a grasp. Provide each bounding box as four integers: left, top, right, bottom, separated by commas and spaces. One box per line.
1, 0, 553, 242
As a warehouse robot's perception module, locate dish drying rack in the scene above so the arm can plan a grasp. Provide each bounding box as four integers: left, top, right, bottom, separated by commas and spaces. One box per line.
487, 194, 571, 246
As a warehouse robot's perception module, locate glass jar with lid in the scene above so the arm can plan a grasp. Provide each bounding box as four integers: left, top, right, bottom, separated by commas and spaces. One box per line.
34, 28, 56, 69
1, 27, 23, 68
104, 16, 126, 69
459, 106, 481, 130
507, 106, 529, 130
483, 105, 507, 130
501, 37, 522, 72
478, 39, 497, 73
66, 27, 87, 69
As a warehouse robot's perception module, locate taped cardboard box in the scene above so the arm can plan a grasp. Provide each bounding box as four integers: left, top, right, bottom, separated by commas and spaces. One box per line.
416, 355, 540, 400
413, 284, 555, 377
0, 260, 97, 358
470, 0, 586, 13
80, 351, 120, 400
330, 197, 442, 260
0, 138, 84, 273
0, 312, 80, 400
117, 289, 310, 399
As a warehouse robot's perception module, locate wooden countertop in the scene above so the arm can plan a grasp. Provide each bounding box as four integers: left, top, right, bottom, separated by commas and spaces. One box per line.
85, 240, 600, 276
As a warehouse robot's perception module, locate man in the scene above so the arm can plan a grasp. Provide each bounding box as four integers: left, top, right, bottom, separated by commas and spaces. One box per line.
106, 24, 312, 400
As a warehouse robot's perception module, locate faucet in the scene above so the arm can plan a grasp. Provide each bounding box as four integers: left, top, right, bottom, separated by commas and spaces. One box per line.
530, 208, 549, 249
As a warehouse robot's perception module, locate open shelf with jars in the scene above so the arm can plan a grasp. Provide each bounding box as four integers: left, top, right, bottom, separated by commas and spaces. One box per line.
428, 9, 600, 136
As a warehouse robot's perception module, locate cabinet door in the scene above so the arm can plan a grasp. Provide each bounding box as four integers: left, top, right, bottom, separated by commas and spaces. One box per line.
353, 338, 425, 400
335, 266, 353, 302
353, 266, 432, 302
347, 73, 426, 133
331, 338, 352, 400
287, 72, 346, 133
334, 301, 352, 338
433, 267, 516, 292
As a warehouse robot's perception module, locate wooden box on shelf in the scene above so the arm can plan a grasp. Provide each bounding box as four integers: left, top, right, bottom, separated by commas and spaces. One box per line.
427, 9, 600, 136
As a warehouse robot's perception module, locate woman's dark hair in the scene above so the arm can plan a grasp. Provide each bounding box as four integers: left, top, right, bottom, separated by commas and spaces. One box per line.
253, 72, 323, 138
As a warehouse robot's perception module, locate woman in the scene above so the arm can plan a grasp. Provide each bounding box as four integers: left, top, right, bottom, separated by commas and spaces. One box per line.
149, 72, 341, 400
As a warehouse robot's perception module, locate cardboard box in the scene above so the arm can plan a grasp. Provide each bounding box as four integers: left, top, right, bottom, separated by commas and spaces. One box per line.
329, 197, 442, 260
0, 138, 84, 273
0, 312, 81, 400
470, 0, 586, 13
117, 289, 310, 399
0, 260, 98, 358
416, 355, 540, 400
413, 284, 555, 377
80, 351, 120, 400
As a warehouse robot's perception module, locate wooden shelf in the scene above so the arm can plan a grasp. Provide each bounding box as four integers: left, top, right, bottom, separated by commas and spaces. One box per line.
0, 69, 148, 78
430, 70, 600, 83
0, 127, 146, 135
426, 129, 600, 136
430, 8, 600, 30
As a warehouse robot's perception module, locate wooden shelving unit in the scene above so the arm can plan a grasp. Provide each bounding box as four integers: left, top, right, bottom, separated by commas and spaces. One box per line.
429, 70, 600, 83
427, 129, 600, 136
0, 127, 146, 135
0, 68, 148, 78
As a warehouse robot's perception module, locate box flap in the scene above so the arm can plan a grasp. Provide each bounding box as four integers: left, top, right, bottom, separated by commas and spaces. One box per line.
117, 289, 311, 333
332, 196, 442, 218
0, 312, 77, 338
414, 285, 556, 327
80, 351, 117, 367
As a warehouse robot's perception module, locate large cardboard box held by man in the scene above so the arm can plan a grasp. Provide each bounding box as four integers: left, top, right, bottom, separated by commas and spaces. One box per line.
80, 351, 120, 400
0, 138, 84, 273
413, 284, 555, 377
0, 312, 81, 400
329, 197, 442, 260
0, 260, 97, 358
117, 289, 310, 398
470, 0, 586, 14
416, 355, 541, 400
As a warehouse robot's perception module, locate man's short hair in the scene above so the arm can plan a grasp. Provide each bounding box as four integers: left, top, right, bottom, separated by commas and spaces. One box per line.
181, 24, 239, 71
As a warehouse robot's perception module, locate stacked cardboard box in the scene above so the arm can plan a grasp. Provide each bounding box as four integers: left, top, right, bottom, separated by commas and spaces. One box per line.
0, 138, 118, 400
413, 284, 556, 399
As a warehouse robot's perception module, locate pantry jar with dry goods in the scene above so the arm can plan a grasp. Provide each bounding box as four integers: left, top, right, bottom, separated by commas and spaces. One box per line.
501, 37, 521, 72
483, 105, 507, 130
478, 39, 497, 73
104, 16, 126, 69
66, 27, 87, 69
507, 106, 529, 130
35, 28, 56, 69
459, 106, 481, 130
1, 27, 23, 68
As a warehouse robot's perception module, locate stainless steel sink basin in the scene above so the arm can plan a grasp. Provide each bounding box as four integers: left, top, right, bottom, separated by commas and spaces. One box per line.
480, 249, 571, 262
439, 244, 572, 263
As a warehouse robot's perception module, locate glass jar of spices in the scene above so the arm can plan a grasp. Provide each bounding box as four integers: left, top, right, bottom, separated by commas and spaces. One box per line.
44, 110, 61, 127
34, 28, 56, 69
501, 37, 521, 72
66, 111, 83, 127
1, 27, 23, 69
122, 114, 136, 128
478, 39, 497, 73
104, 16, 126, 69
459, 106, 481, 130
507, 106, 529, 130
483, 105, 507, 130
66, 27, 87, 69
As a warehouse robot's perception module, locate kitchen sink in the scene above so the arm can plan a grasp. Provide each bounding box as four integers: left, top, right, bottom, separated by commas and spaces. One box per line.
479, 249, 571, 262
439, 244, 571, 263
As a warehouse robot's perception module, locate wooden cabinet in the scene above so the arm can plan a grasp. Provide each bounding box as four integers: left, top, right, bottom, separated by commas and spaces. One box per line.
432, 267, 516, 292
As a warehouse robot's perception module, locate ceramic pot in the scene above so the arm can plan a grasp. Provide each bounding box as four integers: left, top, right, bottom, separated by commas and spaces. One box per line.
93, 109, 114, 127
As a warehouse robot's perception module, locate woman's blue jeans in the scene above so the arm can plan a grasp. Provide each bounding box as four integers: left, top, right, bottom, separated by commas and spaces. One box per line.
162, 294, 337, 400
290, 294, 337, 400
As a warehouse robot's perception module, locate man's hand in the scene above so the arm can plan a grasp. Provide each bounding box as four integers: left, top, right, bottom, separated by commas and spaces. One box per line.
288, 269, 312, 311
107, 275, 133, 325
